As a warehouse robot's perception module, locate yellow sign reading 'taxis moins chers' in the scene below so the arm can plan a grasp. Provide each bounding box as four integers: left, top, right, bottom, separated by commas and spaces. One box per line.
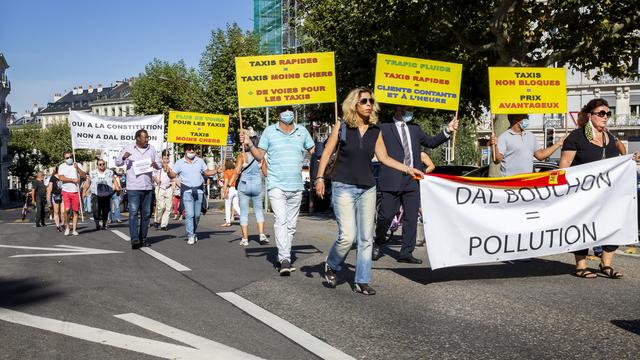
489, 67, 567, 114
374, 54, 463, 111
167, 111, 229, 146
235, 52, 337, 108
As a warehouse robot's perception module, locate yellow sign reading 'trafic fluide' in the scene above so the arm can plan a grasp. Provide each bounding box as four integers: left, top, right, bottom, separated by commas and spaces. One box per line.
374, 54, 462, 111
167, 111, 229, 146
235, 52, 337, 108
488, 67, 567, 114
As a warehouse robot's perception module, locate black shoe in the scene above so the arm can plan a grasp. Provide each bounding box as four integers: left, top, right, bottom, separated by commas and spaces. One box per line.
160, 226, 168, 231
354, 283, 376, 295
372, 244, 383, 261
131, 241, 141, 250
36, 223, 41, 227
397, 255, 423, 264
142, 240, 151, 247
56, 226, 62, 232
279, 260, 291, 276
40, 222, 46, 227
154, 222, 160, 229
102, 223, 109, 230
95, 222, 101, 230
323, 262, 337, 287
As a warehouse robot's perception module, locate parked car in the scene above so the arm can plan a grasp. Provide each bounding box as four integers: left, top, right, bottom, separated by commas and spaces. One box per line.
431, 165, 479, 176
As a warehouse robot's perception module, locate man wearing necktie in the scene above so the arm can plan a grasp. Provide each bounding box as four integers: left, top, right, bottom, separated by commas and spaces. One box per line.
373, 106, 458, 263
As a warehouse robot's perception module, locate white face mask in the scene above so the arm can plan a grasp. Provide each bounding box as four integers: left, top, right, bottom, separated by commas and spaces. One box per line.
520, 118, 530, 129
65, 158, 73, 165
186, 152, 196, 160
402, 111, 414, 122
280, 110, 295, 124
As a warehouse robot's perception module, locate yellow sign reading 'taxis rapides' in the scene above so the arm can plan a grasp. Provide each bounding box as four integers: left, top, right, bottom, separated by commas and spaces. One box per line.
235, 52, 337, 108
488, 67, 567, 114
167, 111, 229, 146
374, 54, 463, 111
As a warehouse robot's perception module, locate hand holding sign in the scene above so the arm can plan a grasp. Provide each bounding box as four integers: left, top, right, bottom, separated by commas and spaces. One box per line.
132, 158, 153, 176
447, 112, 459, 133
239, 130, 251, 146
122, 152, 131, 161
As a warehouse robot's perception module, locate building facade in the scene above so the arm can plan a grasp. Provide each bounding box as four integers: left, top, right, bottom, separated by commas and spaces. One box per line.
0, 53, 11, 203
254, 0, 301, 55
90, 79, 134, 117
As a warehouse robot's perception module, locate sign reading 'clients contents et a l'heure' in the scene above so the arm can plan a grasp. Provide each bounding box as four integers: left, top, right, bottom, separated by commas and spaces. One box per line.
167, 111, 229, 146
488, 67, 567, 114
235, 52, 337, 108
374, 54, 462, 111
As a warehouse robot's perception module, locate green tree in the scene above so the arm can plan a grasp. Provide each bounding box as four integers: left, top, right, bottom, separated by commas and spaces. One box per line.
37, 123, 94, 168
199, 23, 264, 147
8, 125, 42, 191
131, 59, 202, 124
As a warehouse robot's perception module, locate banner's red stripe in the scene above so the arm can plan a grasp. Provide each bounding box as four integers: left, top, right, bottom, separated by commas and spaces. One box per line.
428, 171, 567, 188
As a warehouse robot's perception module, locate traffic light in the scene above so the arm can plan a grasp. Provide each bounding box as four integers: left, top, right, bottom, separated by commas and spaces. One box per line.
546, 128, 555, 147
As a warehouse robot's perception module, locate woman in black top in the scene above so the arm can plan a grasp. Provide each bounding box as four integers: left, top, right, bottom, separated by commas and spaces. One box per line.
315, 88, 424, 295
560, 98, 631, 279
46, 166, 64, 232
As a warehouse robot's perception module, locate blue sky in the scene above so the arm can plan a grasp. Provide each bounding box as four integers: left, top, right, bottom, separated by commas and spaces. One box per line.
1, 0, 254, 116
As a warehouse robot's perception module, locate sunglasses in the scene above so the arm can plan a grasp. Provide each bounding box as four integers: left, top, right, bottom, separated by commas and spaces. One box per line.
591, 111, 612, 118
98, 163, 106, 166
359, 98, 375, 105
64, 156, 72, 160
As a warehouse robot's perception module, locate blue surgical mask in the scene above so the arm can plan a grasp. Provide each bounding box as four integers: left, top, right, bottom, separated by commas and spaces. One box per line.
402, 111, 414, 122
65, 158, 73, 165
520, 119, 529, 129
186, 152, 196, 160
280, 110, 295, 124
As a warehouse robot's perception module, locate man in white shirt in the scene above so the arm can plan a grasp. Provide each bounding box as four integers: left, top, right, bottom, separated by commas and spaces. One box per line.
57, 150, 86, 236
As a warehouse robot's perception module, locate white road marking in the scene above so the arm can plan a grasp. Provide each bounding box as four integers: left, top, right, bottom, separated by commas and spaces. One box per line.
110, 229, 191, 272
140, 247, 191, 272
0, 307, 261, 360
217, 292, 355, 360
111, 229, 130, 242
0, 244, 122, 258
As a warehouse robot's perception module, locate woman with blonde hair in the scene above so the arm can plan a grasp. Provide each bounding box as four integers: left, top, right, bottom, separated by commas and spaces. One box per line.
315, 87, 424, 295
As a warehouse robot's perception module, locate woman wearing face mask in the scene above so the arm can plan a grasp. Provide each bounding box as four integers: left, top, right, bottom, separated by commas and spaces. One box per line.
314, 88, 425, 295
164, 144, 222, 245
559, 98, 638, 279
491, 114, 564, 176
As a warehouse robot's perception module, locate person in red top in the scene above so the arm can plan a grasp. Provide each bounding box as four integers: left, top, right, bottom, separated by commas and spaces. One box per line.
221, 159, 240, 227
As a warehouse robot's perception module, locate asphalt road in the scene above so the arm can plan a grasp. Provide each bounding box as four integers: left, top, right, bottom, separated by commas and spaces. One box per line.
0, 202, 639, 359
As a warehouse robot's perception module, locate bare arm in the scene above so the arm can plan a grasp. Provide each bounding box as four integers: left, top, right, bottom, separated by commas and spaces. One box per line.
228, 154, 245, 189
616, 139, 627, 155
374, 133, 424, 177
559, 150, 576, 168
420, 152, 436, 174
112, 175, 120, 191
534, 136, 565, 161
261, 160, 267, 177
46, 181, 52, 202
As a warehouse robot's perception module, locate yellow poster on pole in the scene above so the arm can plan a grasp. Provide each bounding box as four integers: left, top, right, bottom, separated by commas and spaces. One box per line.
374, 54, 462, 111
167, 111, 229, 146
235, 52, 337, 108
488, 67, 567, 114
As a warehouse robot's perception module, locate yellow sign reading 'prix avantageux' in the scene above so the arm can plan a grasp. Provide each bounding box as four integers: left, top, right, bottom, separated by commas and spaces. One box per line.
235, 52, 337, 108
374, 54, 462, 111
167, 111, 229, 146
489, 67, 567, 114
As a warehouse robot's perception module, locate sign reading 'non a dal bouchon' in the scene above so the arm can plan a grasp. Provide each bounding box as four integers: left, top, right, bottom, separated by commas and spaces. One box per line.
420, 156, 638, 269
374, 53, 462, 111
167, 111, 229, 146
235, 52, 337, 108
70, 111, 164, 151
488, 67, 567, 114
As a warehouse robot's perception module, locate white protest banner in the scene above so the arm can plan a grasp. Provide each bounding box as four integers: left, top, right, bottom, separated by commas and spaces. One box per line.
70, 111, 164, 151
420, 156, 638, 269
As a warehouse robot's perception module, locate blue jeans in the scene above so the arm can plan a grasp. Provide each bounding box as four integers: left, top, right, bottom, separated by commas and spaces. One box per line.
326, 182, 376, 284
127, 190, 153, 242
110, 192, 121, 222
238, 189, 264, 226
183, 189, 203, 237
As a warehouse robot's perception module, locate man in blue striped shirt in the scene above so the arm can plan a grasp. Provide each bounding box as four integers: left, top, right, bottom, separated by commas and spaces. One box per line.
240, 105, 315, 276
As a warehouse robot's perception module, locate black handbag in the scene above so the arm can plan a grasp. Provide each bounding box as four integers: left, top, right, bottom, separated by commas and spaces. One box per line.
324, 121, 347, 179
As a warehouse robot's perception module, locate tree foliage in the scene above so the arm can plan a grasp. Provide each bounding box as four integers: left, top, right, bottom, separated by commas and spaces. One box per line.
8, 125, 41, 190
36, 123, 94, 168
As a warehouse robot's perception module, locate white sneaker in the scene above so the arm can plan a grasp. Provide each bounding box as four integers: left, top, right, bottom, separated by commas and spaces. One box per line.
259, 234, 269, 245
72, 231, 79, 236
64, 228, 70, 236
187, 235, 195, 245
239, 238, 249, 246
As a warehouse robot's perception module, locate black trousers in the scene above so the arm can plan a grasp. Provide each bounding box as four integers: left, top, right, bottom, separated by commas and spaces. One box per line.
35, 195, 46, 225
92, 195, 111, 224
374, 190, 420, 258
573, 246, 618, 257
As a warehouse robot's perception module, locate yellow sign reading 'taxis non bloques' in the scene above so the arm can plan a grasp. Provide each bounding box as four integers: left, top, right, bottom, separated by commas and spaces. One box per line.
488, 67, 567, 114
167, 111, 229, 146
374, 54, 462, 111
235, 52, 337, 108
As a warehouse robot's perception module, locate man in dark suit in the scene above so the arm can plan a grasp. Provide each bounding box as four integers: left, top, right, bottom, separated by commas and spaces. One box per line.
373, 106, 458, 263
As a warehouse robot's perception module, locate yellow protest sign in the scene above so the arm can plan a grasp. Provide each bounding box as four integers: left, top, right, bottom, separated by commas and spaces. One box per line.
488, 67, 567, 114
374, 54, 462, 111
235, 52, 337, 108
167, 111, 229, 146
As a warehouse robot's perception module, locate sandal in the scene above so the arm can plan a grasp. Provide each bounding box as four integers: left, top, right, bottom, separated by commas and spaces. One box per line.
599, 264, 623, 279
220, 223, 231, 227
575, 269, 597, 278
